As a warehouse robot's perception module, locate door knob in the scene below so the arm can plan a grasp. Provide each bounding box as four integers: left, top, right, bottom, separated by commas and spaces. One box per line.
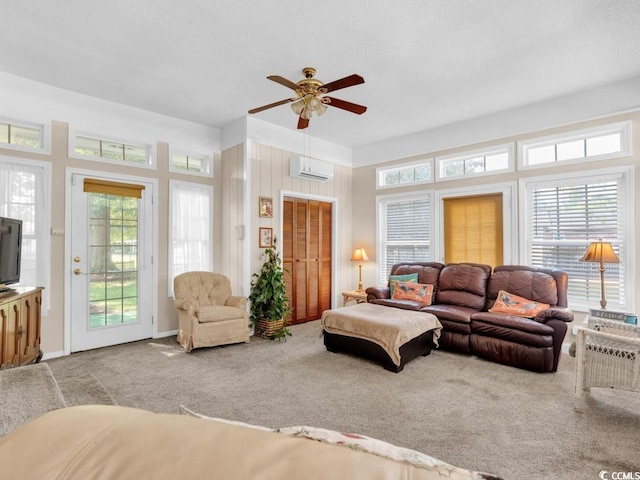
73, 268, 83, 275
73, 256, 81, 263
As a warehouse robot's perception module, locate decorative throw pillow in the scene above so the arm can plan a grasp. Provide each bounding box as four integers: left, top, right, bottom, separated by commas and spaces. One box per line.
389, 273, 419, 296
392, 282, 434, 305
489, 290, 550, 318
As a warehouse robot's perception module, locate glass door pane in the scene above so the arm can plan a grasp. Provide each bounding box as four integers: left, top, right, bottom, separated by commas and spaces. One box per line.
88, 193, 139, 329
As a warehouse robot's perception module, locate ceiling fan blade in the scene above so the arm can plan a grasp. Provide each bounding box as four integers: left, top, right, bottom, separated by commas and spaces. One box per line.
248, 98, 295, 114
267, 75, 300, 91
321, 74, 365, 93
297, 116, 309, 130
325, 97, 367, 115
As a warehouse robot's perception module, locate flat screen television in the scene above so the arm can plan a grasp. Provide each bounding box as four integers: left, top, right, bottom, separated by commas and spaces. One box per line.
0, 216, 22, 292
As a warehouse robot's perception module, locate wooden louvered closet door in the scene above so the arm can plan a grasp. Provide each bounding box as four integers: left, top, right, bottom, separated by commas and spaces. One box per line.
283, 197, 332, 324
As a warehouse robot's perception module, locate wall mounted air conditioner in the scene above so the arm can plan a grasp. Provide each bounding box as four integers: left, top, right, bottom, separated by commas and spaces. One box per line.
290, 155, 334, 182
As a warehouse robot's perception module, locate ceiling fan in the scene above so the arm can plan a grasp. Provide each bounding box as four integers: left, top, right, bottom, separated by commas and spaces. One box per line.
248, 67, 367, 129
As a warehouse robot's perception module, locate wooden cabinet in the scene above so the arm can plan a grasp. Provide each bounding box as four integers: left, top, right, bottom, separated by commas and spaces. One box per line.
283, 197, 332, 324
0, 287, 43, 369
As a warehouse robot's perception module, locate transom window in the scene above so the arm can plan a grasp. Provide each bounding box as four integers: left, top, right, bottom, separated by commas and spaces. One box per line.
377, 159, 432, 189
436, 144, 513, 180
519, 121, 631, 169
170, 151, 213, 177
71, 133, 153, 169
0, 117, 48, 153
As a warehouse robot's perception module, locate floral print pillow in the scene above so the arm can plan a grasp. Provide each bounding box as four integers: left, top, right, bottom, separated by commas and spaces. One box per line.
276, 425, 501, 479
391, 281, 434, 305
489, 290, 549, 318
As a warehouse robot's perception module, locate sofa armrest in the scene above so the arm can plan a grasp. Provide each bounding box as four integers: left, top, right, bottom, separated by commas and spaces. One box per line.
535, 306, 574, 324
226, 296, 248, 309
174, 299, 195, 315
365, 286, 391, 302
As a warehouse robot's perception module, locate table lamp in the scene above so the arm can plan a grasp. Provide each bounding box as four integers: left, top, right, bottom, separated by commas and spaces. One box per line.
579, 239, 619, 309
351, 248, 369, 292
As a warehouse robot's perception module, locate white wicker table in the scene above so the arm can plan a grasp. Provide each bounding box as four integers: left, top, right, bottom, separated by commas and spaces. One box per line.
574, 317, 640, 411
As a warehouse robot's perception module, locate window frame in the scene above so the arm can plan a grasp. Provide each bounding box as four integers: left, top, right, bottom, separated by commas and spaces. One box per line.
169, 148, 213, 177
517, 121, 632, 171
435, 143, 514, 181
434, 182, 516, 265
0, 114, 51, 155
518, 166, 635, 312
375, 190, 433, 285
69, 130, 156, 170
0, 155, 52, 311
167, 179, 214, 297
376, 158, 434, 190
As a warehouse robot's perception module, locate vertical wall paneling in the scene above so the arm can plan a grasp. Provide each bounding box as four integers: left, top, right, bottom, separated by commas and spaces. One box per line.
250, 143, 352, 311
221, 144, 245, 296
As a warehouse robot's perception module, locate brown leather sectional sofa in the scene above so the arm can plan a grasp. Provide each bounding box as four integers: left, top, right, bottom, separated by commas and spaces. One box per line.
366, 262, 574, 372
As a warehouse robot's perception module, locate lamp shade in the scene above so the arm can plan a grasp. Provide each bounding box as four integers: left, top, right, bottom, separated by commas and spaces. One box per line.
580, 241, 619, 264
351, 248, 369, 262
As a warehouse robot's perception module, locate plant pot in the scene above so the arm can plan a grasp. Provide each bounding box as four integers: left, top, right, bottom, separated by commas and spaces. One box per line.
254, 318, 285, 339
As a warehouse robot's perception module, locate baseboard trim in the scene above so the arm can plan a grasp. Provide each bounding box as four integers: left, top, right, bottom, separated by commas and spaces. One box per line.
154, 329, 178, 339
42, 350, 65, 361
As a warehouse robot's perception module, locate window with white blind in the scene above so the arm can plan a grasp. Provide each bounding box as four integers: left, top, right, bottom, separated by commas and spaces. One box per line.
0, 157, 51, 310
520, 168, 633, 311
376, 193, 431, 284
168, 180, 213, 296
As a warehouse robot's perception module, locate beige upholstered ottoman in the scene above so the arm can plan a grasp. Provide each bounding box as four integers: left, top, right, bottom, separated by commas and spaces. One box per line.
321, 303, 442, 372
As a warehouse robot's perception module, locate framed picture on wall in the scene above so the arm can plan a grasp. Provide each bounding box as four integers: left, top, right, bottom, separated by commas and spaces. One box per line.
259, 227, 273, 248
259, 196, 273, 218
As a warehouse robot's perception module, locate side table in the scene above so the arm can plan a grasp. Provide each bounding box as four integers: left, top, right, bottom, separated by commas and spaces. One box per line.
342, 290, 367, 306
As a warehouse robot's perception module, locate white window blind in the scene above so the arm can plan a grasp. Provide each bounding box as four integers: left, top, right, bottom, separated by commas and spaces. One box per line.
524, 174, 626, 310
168, 180, 213, 296
377, 194, 431, 283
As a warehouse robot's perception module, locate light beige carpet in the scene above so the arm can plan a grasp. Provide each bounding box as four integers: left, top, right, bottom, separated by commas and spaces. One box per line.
43, 321, 640, 480
0, 363, 66, 436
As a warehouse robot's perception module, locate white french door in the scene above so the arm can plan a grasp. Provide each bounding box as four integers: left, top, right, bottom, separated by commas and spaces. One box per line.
69, 172, 154, 352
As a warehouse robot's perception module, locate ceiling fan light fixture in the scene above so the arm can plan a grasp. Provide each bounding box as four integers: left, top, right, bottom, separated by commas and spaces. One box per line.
250, 67, 366, 129
316, 102, 328, 116
291, 99, 305, 115
301, 106, 313, 120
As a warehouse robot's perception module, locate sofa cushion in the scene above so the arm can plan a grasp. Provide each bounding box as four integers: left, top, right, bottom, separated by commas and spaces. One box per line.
370, 298, 425, 311
392, 282, 433, 305
390, 263, 444, 290
435, 263, 491, 310
487, 269, 559, 308
389, 273, 418, 296
421, 304, 478, 326
0, 405, 503, 480
471, 312, 555, 348
197, 306, 246, 323
488, 290, 549, 318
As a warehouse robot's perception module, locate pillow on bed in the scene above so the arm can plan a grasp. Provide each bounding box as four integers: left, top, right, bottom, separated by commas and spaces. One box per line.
389, 273, 418, 296
489, 290, 549, 318
392, 282, 433, 305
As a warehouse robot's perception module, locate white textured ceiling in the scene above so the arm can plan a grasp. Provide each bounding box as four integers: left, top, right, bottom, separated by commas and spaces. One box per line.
1, 1, 640, 149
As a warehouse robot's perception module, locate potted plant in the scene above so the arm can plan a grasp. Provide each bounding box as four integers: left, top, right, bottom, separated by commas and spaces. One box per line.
249, 238, 292, 340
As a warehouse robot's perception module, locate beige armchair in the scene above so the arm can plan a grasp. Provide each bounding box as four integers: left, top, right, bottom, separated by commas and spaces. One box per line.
174, 272, 250, 352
